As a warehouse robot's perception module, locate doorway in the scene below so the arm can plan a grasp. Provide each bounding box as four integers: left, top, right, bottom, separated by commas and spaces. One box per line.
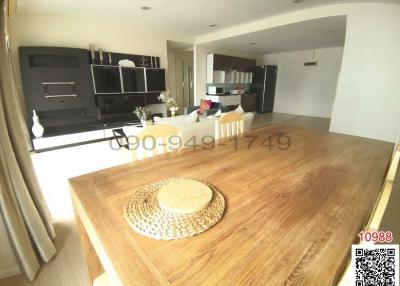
167, 41, 194, 114
175, 52, 194, 109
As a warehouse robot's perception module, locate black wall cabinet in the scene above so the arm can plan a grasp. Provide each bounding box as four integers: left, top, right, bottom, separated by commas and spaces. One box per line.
91, 65, 122, 94
19, 47, 97, 133
121, 67, 146, 93
19, 46, 166, 138
91, 66, 166, 94
145, 68, 166, 92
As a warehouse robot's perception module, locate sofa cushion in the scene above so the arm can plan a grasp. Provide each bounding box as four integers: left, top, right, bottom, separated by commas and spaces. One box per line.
199, 99, 212, 115
234, 104, 245, 114
210, 102, 221, 109
154, 115, 197, 125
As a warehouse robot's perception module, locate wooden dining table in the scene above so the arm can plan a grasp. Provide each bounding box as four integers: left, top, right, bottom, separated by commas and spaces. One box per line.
69, 124, 393, 286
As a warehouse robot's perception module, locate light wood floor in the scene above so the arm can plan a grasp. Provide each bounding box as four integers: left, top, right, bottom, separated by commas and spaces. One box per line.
0, 112, 395, 286
1, 221, 90, 286
251, 112, 331, 131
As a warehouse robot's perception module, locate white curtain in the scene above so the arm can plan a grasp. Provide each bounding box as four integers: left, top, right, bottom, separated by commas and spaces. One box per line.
0, 0, 56, 281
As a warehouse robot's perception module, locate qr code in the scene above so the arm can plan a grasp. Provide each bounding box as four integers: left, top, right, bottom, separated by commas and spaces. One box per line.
352, 245, 399, 286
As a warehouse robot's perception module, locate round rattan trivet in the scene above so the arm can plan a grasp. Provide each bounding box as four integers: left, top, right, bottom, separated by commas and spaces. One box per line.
124, 178, 225, 240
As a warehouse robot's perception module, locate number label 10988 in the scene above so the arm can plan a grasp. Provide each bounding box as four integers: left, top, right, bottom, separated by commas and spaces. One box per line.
358, 231, 393, 243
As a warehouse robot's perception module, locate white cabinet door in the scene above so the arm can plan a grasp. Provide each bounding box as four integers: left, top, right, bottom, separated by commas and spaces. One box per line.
213, 70, 225, 83
225, 71, 235, 84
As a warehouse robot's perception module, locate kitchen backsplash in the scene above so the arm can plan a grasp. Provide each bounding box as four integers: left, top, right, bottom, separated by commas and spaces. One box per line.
206, 83, 251, 94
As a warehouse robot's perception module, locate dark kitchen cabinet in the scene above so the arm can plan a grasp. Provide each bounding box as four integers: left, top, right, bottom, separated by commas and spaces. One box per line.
145, 68, 166, 92
241, 93, 257, 112
121, 67, 146, 93
209, 54, 256, 72
91, 65, 122, 94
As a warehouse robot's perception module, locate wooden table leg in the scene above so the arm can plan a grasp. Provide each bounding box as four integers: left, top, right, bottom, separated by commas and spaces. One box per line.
75, 214, 105, 284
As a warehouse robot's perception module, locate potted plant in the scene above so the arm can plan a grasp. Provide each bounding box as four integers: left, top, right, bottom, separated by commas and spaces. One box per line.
158, 91, 179, 117
134, 106, 153, 127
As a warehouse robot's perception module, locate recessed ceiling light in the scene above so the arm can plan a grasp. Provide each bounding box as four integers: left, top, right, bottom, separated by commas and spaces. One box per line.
209, 24, 217, 27
293, 0, 304, 3
141, 6, 151, 10
249, 42, 256, 45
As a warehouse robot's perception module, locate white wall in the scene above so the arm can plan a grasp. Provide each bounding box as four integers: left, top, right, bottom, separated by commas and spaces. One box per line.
259, 47, 343, 118
329, 6, 400, 142
194, 45, 259, 105
196, 3, 400, 142
167, 50, 177, 101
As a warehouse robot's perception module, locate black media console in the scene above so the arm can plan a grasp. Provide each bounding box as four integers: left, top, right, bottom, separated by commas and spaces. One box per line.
19, 46, 166, 139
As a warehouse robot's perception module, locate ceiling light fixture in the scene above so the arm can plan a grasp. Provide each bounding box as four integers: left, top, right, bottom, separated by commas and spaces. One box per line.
249, 42, 256, 45
141, 6, 151, 10
304, 49, 318, 67
209, 24, 217, 27
293, 0, 304, 3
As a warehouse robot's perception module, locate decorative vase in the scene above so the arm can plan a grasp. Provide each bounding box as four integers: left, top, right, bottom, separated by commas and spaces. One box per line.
141, 119, 152, 128
170, 106, 178, 117
31, 110, 44, 138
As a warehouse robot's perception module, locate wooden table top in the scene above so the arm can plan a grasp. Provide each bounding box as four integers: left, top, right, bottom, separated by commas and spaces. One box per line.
69, 125, 393, 286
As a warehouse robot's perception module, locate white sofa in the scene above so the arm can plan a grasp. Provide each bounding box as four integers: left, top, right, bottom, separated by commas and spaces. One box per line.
152, 112, 254, 144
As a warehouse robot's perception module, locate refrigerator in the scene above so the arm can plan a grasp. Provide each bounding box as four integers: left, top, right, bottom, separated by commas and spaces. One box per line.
250, 65, 278, 113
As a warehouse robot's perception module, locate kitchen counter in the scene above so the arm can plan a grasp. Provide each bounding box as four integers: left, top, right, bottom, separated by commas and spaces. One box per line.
69, 125, 392, 285
205, 93, 257, 112
205, 94, 238, 96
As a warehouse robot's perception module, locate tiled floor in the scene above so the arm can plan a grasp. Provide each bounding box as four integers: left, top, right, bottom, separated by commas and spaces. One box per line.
1, 112, 396, 286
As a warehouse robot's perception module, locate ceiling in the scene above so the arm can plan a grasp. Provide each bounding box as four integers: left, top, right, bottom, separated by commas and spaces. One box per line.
167, 41, 193, 52
16, 0, 400, 37
205, 16, 347, 54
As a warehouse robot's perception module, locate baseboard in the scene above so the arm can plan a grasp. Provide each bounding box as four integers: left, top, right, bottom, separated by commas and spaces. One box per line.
0, 266, 21, 279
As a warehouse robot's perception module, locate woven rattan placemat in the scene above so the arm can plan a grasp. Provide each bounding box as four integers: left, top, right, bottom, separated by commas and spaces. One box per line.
124, 178, 225, 240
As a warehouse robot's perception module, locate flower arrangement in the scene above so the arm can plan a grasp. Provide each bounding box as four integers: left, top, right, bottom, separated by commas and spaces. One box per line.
158, 91, 179, 116
134, 106, 152, 121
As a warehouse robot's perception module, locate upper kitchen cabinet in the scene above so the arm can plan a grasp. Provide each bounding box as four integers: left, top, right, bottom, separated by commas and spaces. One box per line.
206, 53, 256, 84
213, 54, 256, 71
145, 68, 166, 92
